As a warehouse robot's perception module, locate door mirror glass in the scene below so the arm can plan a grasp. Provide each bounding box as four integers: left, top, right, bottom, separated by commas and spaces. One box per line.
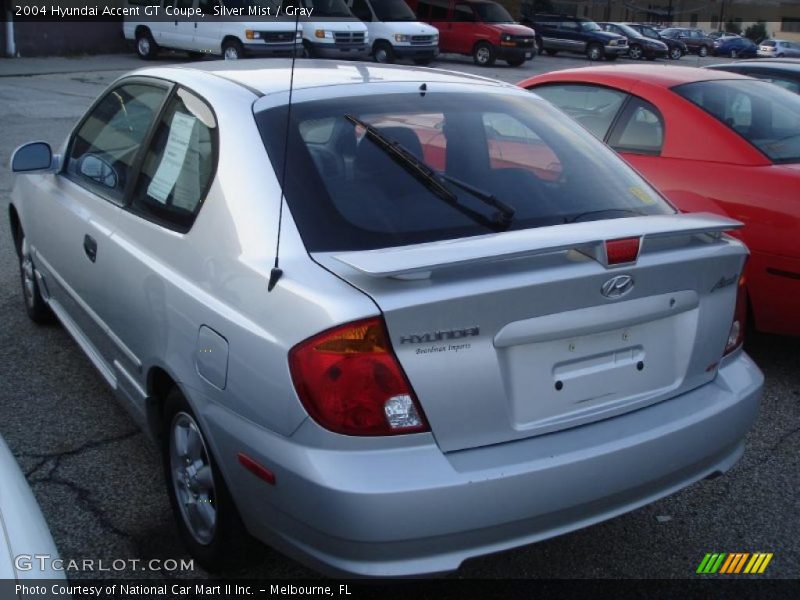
79, 154, 119, 189
11, 142, 53, 172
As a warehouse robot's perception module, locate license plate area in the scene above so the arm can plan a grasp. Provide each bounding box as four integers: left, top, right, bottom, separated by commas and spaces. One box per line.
496, 293, 699, 431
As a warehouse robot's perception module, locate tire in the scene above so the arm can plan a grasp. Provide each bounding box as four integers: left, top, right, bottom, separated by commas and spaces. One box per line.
472, 42, 496, 66
669, 46, 682, 60
222, 39, 244, 61
372, 41, 395, 64
698, 44, 708, 57
535, 37, 544, 54
730, 49, 738, 59
506, 56, 526, 67
628, 44, 643, 60
18, 234, 53, 324
586, 43, 604, 61
413, 58, 434, 66
135, 29, 158, 60
163, 388, 259, 571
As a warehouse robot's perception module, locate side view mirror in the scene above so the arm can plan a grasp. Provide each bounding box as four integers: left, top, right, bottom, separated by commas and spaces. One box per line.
79, 154, 118, 189
11, 142, 55, 173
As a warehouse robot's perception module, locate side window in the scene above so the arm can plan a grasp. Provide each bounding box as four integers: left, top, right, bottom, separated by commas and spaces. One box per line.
768, 77, 800, 95
67, 83, 167, 199
608, 97, 665, 155
416, 0, 447, 20
130, 88, 217, 232
454, 3, 475, 22
350, 0, 372, 21
560, 20, 579, 32
530, 83, 628, 140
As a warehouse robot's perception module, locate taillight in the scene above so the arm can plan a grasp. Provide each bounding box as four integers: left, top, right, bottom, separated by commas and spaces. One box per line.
288, 317, 429, 436
724, 271, 748, 356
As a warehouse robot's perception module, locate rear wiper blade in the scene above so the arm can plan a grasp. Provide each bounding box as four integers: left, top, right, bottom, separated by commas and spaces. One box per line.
345, 114, 515, 231
437, 172, 515, 229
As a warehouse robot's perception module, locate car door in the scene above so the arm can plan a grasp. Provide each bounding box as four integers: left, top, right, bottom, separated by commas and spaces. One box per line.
451, 2, 478, 54
166, 0, 198, 50
194, 0, 223, 53
29, 80, 170, 378
558, 19, 584, 52
96, 86, 218, 409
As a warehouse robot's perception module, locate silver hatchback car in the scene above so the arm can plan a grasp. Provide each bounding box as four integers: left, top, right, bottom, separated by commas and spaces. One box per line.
9, 60, 763, 576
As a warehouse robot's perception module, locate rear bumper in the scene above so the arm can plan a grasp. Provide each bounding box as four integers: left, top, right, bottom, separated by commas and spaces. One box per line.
207, 350, 762, 577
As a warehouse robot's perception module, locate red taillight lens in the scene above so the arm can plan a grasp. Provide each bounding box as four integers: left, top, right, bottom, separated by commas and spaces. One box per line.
288, 317, 429, 436
724, 272, 748, 356
605, 237, 640, 265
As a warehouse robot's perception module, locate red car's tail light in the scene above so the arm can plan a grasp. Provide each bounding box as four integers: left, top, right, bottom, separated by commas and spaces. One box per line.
724, 270, 748, 356
606, 237, 640, 265
288, 317, 429, 436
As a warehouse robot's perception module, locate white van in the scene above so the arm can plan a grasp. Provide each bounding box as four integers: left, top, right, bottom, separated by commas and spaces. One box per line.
347, 0, 439, 64
124, 0, 302, 60
292, 0, 370, 59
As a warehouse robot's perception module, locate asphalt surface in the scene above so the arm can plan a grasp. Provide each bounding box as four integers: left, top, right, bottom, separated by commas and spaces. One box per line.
0, 50, 798, 581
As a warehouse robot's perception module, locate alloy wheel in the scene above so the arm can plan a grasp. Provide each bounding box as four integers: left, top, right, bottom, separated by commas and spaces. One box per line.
169, 412, 217, 545
20, 238, 35, 309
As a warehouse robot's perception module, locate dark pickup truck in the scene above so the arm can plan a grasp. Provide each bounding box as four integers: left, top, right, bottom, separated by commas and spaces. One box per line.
520, 13, 628, 61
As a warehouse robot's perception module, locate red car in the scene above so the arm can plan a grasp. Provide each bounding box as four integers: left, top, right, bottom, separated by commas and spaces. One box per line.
409, 0, 536, 66
519, 66, 800, 336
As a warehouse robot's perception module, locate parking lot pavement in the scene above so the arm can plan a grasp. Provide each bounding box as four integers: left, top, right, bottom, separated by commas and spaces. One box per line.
0, 53, 797, 580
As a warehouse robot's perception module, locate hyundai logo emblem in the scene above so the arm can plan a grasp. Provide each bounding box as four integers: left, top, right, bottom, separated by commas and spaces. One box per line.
601, 275, 634, 299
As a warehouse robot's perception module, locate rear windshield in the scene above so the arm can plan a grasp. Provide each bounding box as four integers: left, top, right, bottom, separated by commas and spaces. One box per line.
673, 79, 800, 164
256, 91, 673, 252
761, 40, 776, 47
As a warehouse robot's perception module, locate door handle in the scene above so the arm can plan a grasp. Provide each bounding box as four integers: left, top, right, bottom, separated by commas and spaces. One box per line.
83, 235, 97, 263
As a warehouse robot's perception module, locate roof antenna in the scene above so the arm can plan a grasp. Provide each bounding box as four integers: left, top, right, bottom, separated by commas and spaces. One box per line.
269, 6, 302, 292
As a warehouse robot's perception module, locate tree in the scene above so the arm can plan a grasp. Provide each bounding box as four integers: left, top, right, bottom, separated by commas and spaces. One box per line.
744, 22, 767, 43
724, 20, 742, 35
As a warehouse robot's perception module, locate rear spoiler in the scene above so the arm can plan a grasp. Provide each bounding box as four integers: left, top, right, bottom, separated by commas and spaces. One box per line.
330, 213, 743, 278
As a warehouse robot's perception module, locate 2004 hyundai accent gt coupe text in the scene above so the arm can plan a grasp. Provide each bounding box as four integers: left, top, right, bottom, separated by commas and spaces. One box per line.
8, 60, 763, 577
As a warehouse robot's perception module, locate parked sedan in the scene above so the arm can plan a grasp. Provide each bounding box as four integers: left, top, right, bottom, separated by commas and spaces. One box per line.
713, 35, 758, 58
520, 65, 800, 336
707, 60, 800, 94
10, 60, 762, 576
625, 22, 687, 60
599, 22, 668, 60
0, 434, 65, 581
758, 39, 800, 58
660, 27, 714, 57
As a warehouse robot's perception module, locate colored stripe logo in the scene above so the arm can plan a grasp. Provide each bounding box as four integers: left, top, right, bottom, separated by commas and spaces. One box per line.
697, 552, 773, 574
